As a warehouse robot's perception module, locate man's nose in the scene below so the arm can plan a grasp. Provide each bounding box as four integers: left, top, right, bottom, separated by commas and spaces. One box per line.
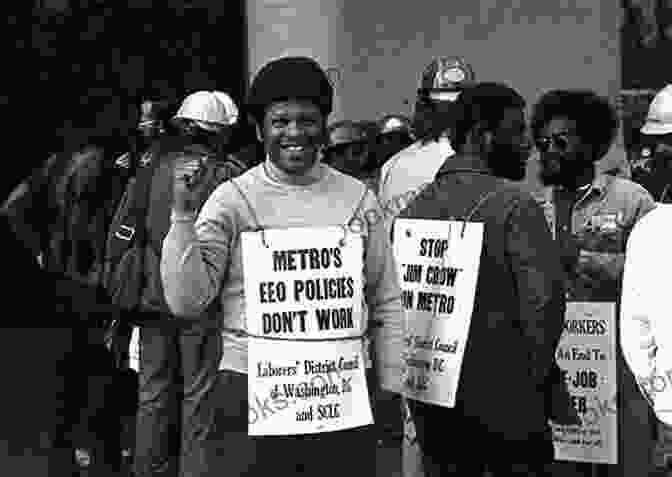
286, 120, 303, 137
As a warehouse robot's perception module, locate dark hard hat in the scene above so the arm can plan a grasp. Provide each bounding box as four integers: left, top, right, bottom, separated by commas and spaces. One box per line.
418, 56, 476, 101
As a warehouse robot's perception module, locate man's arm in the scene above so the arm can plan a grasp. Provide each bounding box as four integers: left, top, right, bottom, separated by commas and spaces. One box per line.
620, 222, 657, 406
576, 186, 656, 286
507, 195, 567, 388
360, 191, 404, 394
2, 155, 58, 259
160, 183, 235, 317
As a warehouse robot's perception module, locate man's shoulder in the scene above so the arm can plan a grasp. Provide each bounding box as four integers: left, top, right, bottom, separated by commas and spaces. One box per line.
383, 141, 421, 167
324, 165, 370, 199
474, 177, 539, 214
400, 175, 534, 220
602, 174, 652, 201
630, 204, 672, 239
601, 175, 656, 214
379, 140, 451, 202
379, 142, 417, 184
217, 163, 260, 189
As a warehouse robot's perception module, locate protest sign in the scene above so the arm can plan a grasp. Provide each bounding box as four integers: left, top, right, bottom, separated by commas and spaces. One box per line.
248, 338, 372, 435
242, 226, 372, 435
393, 218, 483, 408
552, 302, 618, 465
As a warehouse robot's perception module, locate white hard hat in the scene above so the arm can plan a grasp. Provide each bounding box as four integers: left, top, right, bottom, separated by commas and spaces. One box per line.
174, 91, 239, 130
641, 85, 672, 136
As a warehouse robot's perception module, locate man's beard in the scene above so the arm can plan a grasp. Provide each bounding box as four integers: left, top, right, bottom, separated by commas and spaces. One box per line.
539, 153, 581, 187
486, 142, 528, 181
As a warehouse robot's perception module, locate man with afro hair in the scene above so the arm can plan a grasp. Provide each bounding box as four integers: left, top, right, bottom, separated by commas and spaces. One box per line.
531, 89, 656, 476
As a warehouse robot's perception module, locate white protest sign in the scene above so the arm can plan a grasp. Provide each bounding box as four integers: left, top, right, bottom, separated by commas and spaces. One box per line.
552, 302, 618, 465
393, 218, 483, 408
248, 338, 372, 435
241, 226, 372, 435
242, 227, 364, 340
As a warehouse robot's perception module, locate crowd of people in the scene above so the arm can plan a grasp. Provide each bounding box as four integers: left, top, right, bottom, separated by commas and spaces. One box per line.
4, 51, 672, 477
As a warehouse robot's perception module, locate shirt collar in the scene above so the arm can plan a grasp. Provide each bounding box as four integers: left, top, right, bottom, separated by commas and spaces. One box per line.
555, 173, 613, 205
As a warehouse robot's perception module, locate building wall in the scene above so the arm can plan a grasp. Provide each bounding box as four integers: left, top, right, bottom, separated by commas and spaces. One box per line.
247, 1, 624, 189
246, 0, 347, 119
247, 0, 621, 123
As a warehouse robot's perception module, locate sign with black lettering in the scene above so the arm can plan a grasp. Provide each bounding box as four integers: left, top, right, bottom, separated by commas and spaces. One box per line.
242, 226, 372, 435
552, 302, 617, 465
248, 339, 372, 436
393, 219, 483, 407
242, 227, 364, 340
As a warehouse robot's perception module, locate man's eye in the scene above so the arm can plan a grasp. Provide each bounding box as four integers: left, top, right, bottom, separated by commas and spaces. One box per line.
299, 119, 319, 127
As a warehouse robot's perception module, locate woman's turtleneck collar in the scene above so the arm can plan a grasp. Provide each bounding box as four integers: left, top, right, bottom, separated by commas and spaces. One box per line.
262, 154, 327, 188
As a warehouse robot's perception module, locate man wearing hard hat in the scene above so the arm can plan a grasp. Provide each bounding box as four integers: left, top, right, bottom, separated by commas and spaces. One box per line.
634, 84, 672, 202
323, 120, 371, 177
378, 57, 475, 223
621, 86, 672, 469
131, 90, 243, 477
376, 57, 475, 477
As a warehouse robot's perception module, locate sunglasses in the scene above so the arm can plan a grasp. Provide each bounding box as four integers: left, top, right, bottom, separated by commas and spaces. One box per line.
535, 133, 571, 153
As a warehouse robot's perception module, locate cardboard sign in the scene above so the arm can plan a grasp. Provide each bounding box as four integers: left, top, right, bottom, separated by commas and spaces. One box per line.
248, 338, 373, 435
242, 226, 372, 435
393, 219, 483, 407
552, 302, 618, 465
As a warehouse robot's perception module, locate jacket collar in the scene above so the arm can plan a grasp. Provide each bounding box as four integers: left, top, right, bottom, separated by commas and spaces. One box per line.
436, 155, 491, 177
553, 173, 613, 206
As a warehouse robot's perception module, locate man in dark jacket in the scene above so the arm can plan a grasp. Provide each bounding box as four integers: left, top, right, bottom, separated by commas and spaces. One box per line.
0, 209, 126, 476
399, 82, 566, 476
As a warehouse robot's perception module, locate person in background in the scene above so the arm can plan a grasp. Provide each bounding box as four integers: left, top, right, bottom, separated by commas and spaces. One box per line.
598, 143, 632, 180
323, 119, 372, 181
378, 56, 475, 221
357, 119, 384, 192
531, 88, 657, 477
160, 55, 403, 476
127, 90, 242, 477
634, 84, 672, 202
115, 99, 179, 172
376, 114, 415, 170
620, 203, 672, 429
400, 82, 565, 476
0, 210, 123, 476
2, 139, 135, 475
376, 57, 475, 477
228, 110, 266, 170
